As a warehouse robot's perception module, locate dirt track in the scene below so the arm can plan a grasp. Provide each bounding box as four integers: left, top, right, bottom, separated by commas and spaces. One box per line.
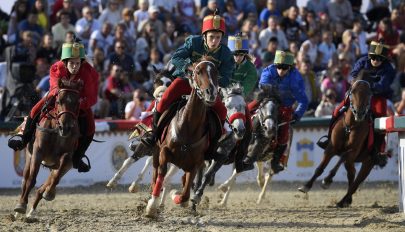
1, 181, 404, 232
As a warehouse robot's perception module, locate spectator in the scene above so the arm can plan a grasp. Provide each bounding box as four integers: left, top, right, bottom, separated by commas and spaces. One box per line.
299, 57, 320, 113
318, 31, 337, 70
352, 18, 368, 56
56, 30, 75, 59
119, 7, 136, 40
33, 0, 49, 32
98, 0, 122, 28
299, 29, 321, 68
337, 30, 361, 65
315, 88, 338, 117
274, 0, 296, 14
376, 17, 400, 55
135, 21, 158, 69
139, 6, 164, 36
36, 33, 57, 64
306, 0, 328, 15
104, 65, 132, 118
75, 6, 100, 50
52, 0, 81, 25
240, 18, 260, 55
259, 15, 289, 51
200, 0, 220, 20
17, 10, 43, 44
327, 0, 353, 28
157, 19, 177, 61
112, 23, 135, 54
223, 0, 242, 35
280, 6, 301, 43
106, 41, 135, 73
320, 68, 350, 102
52, 10, 75, 47
261, 36, 278, 61
7, 0, 29, 44
133, 0, 149, 33
125, 89, 149, 120
259, 0, 281, 29
88, 22, 114, 57
176, 0, 199, 35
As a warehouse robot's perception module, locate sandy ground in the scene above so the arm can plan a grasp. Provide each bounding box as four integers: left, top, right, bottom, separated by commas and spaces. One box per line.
1, 181, 404, 232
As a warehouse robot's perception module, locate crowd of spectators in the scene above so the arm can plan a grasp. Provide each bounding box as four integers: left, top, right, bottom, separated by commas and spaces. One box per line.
0, 0, 404, 121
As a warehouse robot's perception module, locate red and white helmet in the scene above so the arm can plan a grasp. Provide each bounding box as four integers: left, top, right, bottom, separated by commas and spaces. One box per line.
202, 12, 225, 34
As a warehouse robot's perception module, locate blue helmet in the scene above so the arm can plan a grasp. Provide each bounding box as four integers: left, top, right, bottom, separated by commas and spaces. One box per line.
228, 34, 249, 54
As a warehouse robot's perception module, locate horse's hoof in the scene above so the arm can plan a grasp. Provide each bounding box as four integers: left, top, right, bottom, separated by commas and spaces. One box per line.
191, 194, 201, 205
298, 185, 310, 193
106, 180, 117, 189
14, 203, 27, 214
217, 184, 228, 193
321, 179, 332, 189
129, 184, 139, 193
145, 198, 158, 218
43, 191, 55, 201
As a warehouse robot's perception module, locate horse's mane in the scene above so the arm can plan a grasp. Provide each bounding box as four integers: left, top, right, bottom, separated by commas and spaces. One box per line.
225, 83, 244, 96
254, 84, 281, 104
59, 79, 82, 90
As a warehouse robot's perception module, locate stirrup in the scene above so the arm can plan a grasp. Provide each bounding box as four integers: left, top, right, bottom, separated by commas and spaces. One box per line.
316, 135, 329, 149
8, 134, 26, 151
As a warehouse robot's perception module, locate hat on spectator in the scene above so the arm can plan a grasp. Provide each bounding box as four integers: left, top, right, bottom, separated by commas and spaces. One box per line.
208, 0, 217, 3
274, 50, 294, 66
368, 40, 389, 59
61, 39, 85, 61
228, 33, 249, 54
148, 6, 159, 14
202, 10, 225, 34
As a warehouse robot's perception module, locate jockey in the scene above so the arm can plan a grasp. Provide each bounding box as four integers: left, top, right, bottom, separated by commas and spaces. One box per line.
317, 40, 395, 166
8, 39, 99, 173
141, 11, 234, 148
227, 33, 258, 97
243, 50, 308, 173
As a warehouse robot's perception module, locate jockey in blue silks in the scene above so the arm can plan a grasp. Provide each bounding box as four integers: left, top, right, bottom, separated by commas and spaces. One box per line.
243, 50, 308, 173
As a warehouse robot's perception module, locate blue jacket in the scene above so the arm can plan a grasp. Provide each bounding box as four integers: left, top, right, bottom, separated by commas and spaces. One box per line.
350, 55, 395, 98
170, 35, 234, 87
259, 64, 308, 119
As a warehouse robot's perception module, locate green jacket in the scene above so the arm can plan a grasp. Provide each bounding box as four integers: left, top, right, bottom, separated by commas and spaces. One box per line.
231, 59, 258, 97
171, 35, 234, 87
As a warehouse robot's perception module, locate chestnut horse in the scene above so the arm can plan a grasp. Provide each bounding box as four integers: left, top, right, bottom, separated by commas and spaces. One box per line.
298, 77, 373, 207
145, 57, 219, 217
14, 79, 82, 218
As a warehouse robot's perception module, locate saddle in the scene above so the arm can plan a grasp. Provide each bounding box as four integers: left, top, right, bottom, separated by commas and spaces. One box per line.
156, 98, 222, 159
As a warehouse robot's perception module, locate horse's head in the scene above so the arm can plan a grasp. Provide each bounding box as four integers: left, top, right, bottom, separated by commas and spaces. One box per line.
188, 56, 219, 105
255, 85, 281, 140
221, 83, 246, 140
55, 79, 82, 137
349, 80, 371, 121
152, 63, 174, 87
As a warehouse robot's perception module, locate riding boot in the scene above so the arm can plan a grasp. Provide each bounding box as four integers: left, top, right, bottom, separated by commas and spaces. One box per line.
72, 135, 93, 173
8, 115, 38, 151
371, 132, 388, 168
141, 111, 161, 147
271, 144, 287, 174
317, 106, 348, 149
207, 120, 226, 158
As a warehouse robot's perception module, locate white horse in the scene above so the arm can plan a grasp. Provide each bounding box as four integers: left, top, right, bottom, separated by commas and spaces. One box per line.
217, 86, 293, 206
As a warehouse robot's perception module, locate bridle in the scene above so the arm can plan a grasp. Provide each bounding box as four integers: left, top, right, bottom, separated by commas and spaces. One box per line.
348, 80, 371, 120
190, 60, 217, 101
55, 88, 80, 121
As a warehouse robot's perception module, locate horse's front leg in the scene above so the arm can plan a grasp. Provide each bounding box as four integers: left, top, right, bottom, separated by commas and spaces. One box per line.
257, 167, 273, 204
14, 151, 33, 215
160, 164, 179, 207
218, 168, 240, 207
172, 165, 199, 207
256, 161, 265, 188
128, 156, 152, 193
298, 149, 334, 193
321, 154, 346, 189
146, 148, 168, 217
41, 153, 72, 201
106, 156, 136, 189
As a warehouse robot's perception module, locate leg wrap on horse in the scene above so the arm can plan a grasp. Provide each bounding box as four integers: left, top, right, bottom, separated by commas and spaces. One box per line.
152, 174, 164, 197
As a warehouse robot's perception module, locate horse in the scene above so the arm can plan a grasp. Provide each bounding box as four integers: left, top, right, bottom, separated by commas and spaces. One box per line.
145, 56, 219, 217
298, 77, 374, 207
14, 79, 82, 219
191, 83, 248, 207
216, 85, 293, 206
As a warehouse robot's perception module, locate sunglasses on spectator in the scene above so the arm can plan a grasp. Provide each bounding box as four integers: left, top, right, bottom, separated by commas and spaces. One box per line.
369, 55, 383, 62
233, 53, 245, 57
275, 64, 290, 70
116, 46, 125, 49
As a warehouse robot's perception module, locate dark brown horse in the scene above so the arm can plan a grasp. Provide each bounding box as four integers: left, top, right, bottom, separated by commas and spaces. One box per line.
14, 79, 82, 218
145, 57, 219, 217
298, 77, 374, 207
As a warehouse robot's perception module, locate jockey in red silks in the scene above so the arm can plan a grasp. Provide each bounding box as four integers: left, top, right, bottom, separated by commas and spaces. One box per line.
317, 40, 395, 167
243, 51, 308, 174
141, 11, 234, 150
8, 39, 99, 173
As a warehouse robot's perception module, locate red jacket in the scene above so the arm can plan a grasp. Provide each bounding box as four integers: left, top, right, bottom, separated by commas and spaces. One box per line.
49, 61, 99, 110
